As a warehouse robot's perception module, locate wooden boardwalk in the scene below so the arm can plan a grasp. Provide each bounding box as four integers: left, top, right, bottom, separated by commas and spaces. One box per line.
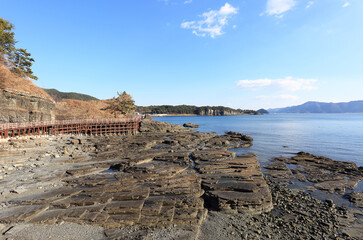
0, 116, 141, 139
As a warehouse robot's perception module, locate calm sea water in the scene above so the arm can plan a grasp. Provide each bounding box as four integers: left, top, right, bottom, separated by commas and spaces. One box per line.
154, 114, 363, 167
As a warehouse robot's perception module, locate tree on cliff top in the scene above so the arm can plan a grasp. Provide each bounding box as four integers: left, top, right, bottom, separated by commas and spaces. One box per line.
0, 17, 37, 80
105, 91, 136, 117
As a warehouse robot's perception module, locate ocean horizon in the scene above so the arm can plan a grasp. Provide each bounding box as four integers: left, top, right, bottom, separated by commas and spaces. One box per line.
154, 113, 363, 167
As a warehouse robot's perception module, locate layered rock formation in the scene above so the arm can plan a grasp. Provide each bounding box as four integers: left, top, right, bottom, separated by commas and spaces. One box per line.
0, 65, 55, 123
192, 151, 272, 214
0, 89, 55, 123
0, 120, 272, 238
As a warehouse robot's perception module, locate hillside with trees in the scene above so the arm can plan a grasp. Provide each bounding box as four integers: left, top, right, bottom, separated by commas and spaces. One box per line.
137, 105, 260, 116
43, 88, 99, 102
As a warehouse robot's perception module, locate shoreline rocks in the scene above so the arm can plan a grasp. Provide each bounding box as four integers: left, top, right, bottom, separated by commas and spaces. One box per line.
1, 120, 362, 239
0, 119, 268, 239
183, 123, 199, 128
139, 119, 193, 133
199, 177, 359, 240
192, 151, 272, 214
264, 152, 363, 195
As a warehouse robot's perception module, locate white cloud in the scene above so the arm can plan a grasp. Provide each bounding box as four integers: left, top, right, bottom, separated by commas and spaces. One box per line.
184, 0, 192, 4
181, 3, 238, 38
342, 2, 350, 8
265, 0, 296, 17
277, 77, 317, 91
237, 79, 273, 88
236, 76, 318, 91
256, 94, 299, 100
306, 1, 314, 8
219, 3, 238, 15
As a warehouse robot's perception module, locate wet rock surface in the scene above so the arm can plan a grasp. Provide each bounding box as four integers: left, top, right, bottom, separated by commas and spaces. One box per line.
204, 131, 253, 148
264, 152, 363, 195
347, 192, 363, 208
263, 152, 363, 239
199, 177, 362, 240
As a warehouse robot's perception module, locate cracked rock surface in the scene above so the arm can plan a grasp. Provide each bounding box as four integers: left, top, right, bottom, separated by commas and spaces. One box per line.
2, 120, 361, 239
1, 120, 270, 239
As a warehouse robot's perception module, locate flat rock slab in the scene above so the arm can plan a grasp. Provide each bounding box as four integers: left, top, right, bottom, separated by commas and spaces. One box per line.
0, 205, 49, 223
0, 128, 271, 231
193, 150, 273, 214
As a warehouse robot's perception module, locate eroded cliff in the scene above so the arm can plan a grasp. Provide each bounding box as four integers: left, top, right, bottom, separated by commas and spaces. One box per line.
0, 65, 55, 123
0, 89, 55, 123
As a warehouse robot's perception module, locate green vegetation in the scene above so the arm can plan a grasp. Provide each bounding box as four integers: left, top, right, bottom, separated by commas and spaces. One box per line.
0, 17, 37, 80
43, 88, 99, 102
105, 91, 136, 117
137, 105, 260, 115
138, 105, 196, 114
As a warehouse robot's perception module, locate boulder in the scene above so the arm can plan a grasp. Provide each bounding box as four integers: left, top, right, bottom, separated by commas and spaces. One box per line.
347, 192, 363, 208
139, 119, 192, 133
183, 123, 199, 128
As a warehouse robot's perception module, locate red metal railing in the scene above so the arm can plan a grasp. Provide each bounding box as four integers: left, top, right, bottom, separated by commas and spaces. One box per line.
0, 116, 141, 130
0, 116, 142, 139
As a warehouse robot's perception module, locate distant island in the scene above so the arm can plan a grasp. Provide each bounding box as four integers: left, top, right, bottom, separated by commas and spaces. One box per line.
137, 105, 261, 116
269, 100, 363, 113
257, 109, 269, 114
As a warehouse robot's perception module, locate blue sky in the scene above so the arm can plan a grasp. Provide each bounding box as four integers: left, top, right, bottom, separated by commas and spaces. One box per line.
1, 0, 362, 109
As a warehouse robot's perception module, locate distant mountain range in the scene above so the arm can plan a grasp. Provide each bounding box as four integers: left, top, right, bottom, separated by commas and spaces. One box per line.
269, 101, 363, 113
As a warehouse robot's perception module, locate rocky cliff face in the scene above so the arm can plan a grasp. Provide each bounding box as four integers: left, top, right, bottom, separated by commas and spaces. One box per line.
0, 89, 55, 123
195, 108, 247, 116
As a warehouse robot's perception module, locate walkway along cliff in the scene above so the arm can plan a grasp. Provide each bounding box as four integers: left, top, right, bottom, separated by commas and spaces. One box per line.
0, 117, 141, 139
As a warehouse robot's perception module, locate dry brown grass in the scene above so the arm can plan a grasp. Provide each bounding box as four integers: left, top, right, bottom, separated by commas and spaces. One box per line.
1, 63, 121, 120
55, 99, 115, 120
0, 64, 52, 100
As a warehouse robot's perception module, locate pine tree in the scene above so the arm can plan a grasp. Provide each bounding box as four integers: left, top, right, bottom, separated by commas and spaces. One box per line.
106, 91, 136, 117
0, 17, 37, 80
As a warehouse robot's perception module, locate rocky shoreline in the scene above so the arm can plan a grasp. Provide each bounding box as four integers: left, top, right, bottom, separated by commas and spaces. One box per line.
0, 119, 362, 239
263, 152, 363, 239
200, 177, 362, 240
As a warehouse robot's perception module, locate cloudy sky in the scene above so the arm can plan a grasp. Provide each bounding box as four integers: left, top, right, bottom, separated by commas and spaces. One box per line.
1, 0, 362, 109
